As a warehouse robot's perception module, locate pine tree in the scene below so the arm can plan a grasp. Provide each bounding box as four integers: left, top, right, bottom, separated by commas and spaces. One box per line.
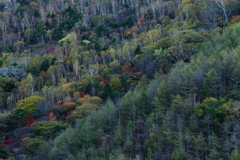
134, 45, 142, 56
101, 83, 113, 101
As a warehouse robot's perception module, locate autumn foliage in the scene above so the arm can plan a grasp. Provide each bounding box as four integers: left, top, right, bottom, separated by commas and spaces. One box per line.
103, 80, 110, 84
122, 65, 138, 72
3, 140, 13, 145
49, 112, 56, 121
137, 17, 143, 24
22, 114, 36, 127
52, 101, 65, 107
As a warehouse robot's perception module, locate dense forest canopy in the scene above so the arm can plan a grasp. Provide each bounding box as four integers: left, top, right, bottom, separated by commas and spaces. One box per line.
1, 0, 240, 159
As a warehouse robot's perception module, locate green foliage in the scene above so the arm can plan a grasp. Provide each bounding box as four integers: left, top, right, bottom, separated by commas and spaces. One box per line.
197, 97, 219, 116
101, 83, 113, 101
72, 95, 102, 118
21, 137, 47, 157
39, 59, 50, 72
31, 121, 66, 137
82, 39, 91, 45
110, 77, 122, 91
95, 25, 107, 36
202, 69, 221, 98
65, 6, 82, 21
134, 45, 142, 56
173, 146, 186, 160
0, 76, 17, 92
231, 149, 240, 160
136, 91, 151, 115
3, 0, 240, 159
0, 145, 8, 159
36, 23, 46, 35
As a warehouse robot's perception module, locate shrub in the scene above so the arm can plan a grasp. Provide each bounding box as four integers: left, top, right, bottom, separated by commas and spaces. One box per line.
31, 121, 66, 138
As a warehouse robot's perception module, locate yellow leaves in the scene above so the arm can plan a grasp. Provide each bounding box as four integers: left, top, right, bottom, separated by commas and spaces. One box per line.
182, 0, 192, 4
61, 83, 72, 90
16, 96, 45, 114
29, 2, 38, 8
71, 103, 97, 118
82, 39, 91, 45
124, 29, 132, 36
58, 32, 77, 44
78, 95, 102, 106
144, 30, 161, 45
149, 133, 158, 139
217, 101, 240, 117
133, 54, 145, 60
62, 102, 77, 111
71, 95, 102, 119
109, 60, 120, 68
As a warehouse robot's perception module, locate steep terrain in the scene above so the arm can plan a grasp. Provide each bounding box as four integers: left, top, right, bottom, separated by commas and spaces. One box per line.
1, 0, 240, 159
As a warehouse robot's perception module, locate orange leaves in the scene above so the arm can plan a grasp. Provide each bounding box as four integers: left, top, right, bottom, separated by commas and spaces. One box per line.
49, 112, 56, 121
54, 10, 61, 15
64, 56, 69, 61
122, 65, 138, 72
230, 15, 240, 24
124, 26, 139, 37
65, 116, 71, 120
124, 29, 132, 36
95, 75, 105, 81
122, 65, 131, 71
137, 17, 143, 24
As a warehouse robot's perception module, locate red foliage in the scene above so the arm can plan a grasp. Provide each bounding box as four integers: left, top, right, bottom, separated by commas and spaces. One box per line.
60, 101, 65, 105
79, 92, 84, 95
25, 114, 33, 119
24, 119, 36, 127
20, 114, 36, 127
64, 56, 69, 61
122, 65, 131, 71
103, 80, 109, 84
122, 65, 138, 72
137, 17, 143, 24
73, 40, 80, 44
66, 99, 73, 103
79, 92, 89, 98
42, 71, 48, 76
80, 93, 89, 98
126, 68, 138, 72
48, 51, 54, 55
52, 104, 61, 107
54, 10, 61, 15
3, 140, 13, 145
20, 137, 24, 141
65, 116, 71, 120
52, 101, 65, 107
68, 109, 75, 114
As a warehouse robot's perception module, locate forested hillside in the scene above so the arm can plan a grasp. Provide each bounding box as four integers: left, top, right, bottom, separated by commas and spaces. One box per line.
1, 0, 240, 159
